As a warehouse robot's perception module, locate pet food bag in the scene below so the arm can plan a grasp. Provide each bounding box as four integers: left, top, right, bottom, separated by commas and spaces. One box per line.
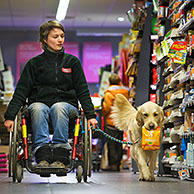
142, 126, 160, 151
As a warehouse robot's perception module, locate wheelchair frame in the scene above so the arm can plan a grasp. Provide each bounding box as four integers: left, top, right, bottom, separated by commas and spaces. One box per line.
8, 111, 92, 183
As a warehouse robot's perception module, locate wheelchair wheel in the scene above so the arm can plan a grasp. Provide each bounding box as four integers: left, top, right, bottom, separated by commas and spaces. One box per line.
88, 129, 92, 177
76, 165, 82, 183
83, 123, 93, 182
83, 125, 88, 182
16, 162, 23, 183
8, 131, 12, 178
8, 116, 19, 182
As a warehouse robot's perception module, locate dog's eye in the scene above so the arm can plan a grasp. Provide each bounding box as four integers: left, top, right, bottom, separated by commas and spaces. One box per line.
143, 113, 148, 117
154, 112, 158, 117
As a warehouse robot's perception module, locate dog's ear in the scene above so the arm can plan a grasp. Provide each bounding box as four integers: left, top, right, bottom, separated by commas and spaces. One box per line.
136, 107, 143, 127
111, 94, 137, 131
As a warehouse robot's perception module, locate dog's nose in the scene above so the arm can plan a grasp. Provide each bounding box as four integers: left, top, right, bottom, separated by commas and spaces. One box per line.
149, 122, 155, 129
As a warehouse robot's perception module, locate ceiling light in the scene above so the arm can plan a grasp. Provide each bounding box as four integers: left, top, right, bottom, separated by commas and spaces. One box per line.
117, 17, 125, 22
56, 0, 70, 22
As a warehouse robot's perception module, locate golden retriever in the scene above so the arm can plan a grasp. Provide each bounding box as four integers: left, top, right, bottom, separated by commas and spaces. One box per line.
111, 94, 164, 181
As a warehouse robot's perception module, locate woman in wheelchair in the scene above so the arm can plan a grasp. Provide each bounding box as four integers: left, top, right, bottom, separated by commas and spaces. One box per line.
4, 20, 98, 169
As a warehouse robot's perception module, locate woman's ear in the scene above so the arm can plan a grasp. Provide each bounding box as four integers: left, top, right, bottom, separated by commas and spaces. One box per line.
43, 39, 47, 44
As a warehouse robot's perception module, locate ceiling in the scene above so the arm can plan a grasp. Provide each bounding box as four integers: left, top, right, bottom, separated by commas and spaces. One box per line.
0, 0, 135, 35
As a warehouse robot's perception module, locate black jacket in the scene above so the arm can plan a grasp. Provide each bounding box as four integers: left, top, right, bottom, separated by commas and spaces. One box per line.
4, 47, 96, 121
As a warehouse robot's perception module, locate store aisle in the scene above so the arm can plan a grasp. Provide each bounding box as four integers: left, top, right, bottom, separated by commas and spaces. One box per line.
0, 170, 194, 194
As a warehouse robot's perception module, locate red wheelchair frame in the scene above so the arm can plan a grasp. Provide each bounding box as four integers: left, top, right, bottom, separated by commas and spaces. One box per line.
8, 109, 92, 183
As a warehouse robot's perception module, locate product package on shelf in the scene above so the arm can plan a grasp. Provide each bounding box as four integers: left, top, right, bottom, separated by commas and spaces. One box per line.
188, 30, 194, 55
186, 143, 194, 167
161, 38, 174, 56
168, 41, 187, 64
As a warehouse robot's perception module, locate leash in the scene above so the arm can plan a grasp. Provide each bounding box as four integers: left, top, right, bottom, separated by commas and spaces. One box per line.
91, 126, 140, 146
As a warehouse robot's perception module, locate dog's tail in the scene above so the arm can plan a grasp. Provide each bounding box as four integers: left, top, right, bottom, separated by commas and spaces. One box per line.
111, 94, 137, 131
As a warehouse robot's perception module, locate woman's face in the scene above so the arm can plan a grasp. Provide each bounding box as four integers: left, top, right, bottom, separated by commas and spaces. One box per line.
44, 28, 65, 51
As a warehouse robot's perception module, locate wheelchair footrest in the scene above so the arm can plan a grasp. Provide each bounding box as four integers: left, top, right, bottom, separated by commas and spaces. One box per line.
33, 167, 67, 177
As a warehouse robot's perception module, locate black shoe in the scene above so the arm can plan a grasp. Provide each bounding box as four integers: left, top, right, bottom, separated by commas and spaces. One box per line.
35, 145, 52, 164
53, 147, 70, 165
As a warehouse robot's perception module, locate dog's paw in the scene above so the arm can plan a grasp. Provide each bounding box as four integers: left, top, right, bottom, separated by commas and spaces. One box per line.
144, 176, 155, 182
150, 176, 155, 182
139, 177, 146, 181
140, 174, 155, 182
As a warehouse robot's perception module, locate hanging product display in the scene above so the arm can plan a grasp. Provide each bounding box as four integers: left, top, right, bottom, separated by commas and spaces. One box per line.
168, 41, 187, 64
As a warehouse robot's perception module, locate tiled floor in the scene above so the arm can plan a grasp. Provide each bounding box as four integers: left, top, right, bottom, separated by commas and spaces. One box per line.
0, 170, 194, 194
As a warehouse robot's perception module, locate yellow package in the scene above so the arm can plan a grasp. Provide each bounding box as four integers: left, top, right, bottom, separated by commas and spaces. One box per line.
142, 126, 160, 151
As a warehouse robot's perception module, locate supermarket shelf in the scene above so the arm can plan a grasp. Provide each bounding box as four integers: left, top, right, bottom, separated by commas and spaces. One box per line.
168, 0, 194, 20
181, 132, 194, 138
171, 164, 194, 173
179, 0, 194, 11
179, 18, 194, 34
168, 0, 176, 9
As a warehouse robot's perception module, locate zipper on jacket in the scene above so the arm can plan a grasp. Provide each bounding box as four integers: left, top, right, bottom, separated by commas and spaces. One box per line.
56, 61, 58, 83
55, 61, 59, 102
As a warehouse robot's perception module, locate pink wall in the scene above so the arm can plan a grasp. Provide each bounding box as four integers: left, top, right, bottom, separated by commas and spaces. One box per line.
83, 42, 112, 83
64, 42, 79, 59
17, 42, 42, 81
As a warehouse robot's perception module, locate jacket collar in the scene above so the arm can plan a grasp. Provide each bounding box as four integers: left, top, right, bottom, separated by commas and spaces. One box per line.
43, 45, 64, 59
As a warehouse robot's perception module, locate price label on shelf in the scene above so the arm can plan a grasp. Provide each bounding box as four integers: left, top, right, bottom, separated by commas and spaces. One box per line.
178, 169, 190, 180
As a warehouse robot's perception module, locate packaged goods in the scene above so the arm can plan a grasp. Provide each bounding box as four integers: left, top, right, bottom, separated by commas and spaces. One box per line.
142, 126, 160, 151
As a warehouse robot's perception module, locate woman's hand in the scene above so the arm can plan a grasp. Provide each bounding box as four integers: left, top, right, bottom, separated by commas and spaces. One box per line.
87, 118, 98, 130
4, 120, 14, 132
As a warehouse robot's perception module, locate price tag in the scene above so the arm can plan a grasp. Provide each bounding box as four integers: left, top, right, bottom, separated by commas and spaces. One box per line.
178, 169, 190, 180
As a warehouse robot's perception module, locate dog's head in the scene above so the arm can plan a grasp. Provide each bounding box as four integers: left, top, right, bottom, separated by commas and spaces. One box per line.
136, 101, 164, 130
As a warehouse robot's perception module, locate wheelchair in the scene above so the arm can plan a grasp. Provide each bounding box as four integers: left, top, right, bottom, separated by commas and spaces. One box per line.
8, 106, 93, 183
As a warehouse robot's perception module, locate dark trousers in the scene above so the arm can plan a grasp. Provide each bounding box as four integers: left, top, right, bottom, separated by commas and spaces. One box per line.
106, 125, 123, 166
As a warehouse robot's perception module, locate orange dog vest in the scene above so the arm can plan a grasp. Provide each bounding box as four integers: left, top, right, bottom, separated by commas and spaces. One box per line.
142, 126, 160, 151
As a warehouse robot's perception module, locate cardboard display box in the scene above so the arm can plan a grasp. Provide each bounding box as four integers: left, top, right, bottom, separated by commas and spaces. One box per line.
0, 101, 7, 122
0, 146, 9, 154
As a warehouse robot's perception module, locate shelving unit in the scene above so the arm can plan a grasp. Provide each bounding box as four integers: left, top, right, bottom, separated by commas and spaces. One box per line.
155, 0, 194, 179
121, 2, 154, 173
122, 3, 148, 105
134, 4, 153, 106
118, 1, 194, 178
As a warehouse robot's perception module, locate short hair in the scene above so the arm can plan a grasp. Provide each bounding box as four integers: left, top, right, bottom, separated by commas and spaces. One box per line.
39, 20, 65, 49
109, 74, 121, 85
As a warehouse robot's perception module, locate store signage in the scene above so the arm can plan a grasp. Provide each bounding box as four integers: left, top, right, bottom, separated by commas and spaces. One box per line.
83, 42, 112, 83
0, 47, 5, 71
98, 71, 112, 97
